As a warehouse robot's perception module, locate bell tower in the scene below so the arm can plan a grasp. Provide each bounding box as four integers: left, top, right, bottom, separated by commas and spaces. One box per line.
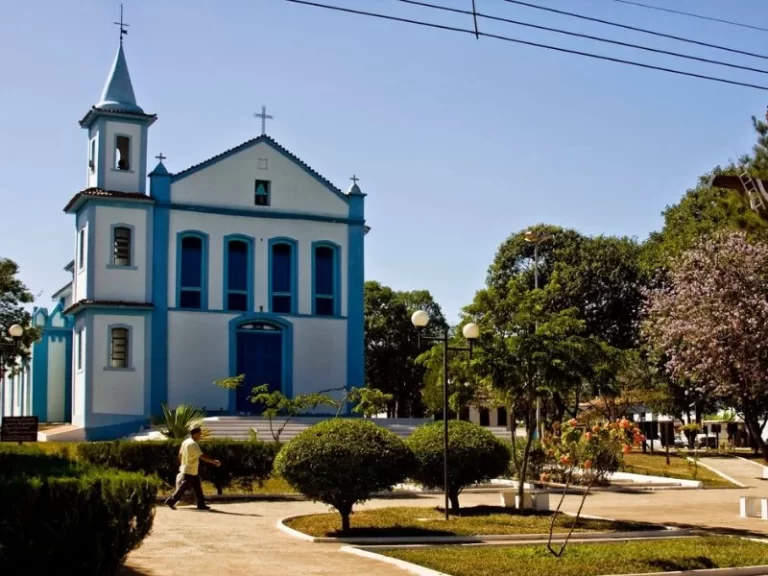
79, 9, 156, 193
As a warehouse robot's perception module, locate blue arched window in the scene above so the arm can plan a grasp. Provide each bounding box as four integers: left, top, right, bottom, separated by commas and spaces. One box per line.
269, 238, 297, 314
224, 235, 253, 312
177, 231, 208, 310
312, 241, 340, 316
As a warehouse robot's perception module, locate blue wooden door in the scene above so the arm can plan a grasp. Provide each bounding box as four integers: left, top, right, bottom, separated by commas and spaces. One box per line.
235, 326, 282, 414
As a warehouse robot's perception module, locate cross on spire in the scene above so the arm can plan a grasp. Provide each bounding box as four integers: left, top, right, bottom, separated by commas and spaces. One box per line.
350, 174, 360, 185
114, 3, 129, 44
253, 105, 273, 135
155, 152, 166, 162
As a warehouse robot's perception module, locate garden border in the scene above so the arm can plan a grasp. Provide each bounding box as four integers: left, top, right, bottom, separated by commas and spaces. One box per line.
339, 538, 768, 576
276, 512, 691, 545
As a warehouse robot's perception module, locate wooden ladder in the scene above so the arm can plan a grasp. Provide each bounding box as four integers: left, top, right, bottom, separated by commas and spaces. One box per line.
738, 168, 766, 211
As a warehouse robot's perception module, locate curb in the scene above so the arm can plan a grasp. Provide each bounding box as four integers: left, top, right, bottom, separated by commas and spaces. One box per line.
340, 539, 768, 576
340, 546, 450, 576
687, 457, 748, 488
601, 566, 768, 576
733, 455, 768, 470
276, 514, 690, 545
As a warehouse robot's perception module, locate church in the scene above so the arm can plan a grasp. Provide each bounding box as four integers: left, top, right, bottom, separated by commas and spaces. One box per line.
1, 35, 367, 440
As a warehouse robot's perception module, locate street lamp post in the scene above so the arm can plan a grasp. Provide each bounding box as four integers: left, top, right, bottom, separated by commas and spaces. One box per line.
524, 230, 551, 442
1, 324, 24, 420
411, 310, 479, 521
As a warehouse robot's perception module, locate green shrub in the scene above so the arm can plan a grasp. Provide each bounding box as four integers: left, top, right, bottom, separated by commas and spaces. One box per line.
76, 439, 279, 493
275, 419, 413, 531
198, 439, 281, 494
407, 420, 511, 512
0, 446, 160, 576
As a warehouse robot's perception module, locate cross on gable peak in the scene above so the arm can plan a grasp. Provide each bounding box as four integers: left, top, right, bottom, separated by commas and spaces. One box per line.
253, 105, 274, 135
350, 174, 360, 184
155, 152, 166, 162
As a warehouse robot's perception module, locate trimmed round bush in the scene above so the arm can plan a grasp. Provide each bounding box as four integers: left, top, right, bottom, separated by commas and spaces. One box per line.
275, 419, 413, 531
0, 446, 160, 575
407, 420, 511, 512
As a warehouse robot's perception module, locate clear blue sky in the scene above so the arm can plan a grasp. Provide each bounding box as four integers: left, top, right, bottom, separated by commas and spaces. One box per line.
1, 0, 767, 321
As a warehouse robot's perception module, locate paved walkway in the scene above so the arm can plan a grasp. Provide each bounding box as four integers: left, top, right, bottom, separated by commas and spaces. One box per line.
698, 455, 767, 487
122, 458, 768, 576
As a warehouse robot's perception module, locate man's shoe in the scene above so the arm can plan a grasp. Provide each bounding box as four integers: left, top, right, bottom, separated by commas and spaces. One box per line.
197, 505, 212, 511
164, 498, 176, 510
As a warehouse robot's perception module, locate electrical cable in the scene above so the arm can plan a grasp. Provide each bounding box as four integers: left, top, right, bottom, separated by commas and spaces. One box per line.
610, 0, 768, 34
501, 0, 768, 62
283, 0, 768, 91
400, 0, 768, 76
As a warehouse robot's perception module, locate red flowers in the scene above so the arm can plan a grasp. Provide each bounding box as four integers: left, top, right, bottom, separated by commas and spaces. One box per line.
568, 418, 579, 427
583, 460, 593, 469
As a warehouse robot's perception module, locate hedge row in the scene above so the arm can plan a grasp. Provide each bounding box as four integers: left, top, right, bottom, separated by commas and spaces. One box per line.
0, 445, 160, 576
76, 438, 280, 494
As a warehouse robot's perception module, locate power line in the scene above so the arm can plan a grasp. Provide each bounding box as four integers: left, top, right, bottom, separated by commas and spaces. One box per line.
399, 0, 768, 76
502, 0, 768, 62
610, 0, 768, 34
283, 0, 768, 91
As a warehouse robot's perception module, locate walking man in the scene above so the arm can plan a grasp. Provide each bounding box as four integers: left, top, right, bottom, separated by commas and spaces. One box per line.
164, 427, 221, 511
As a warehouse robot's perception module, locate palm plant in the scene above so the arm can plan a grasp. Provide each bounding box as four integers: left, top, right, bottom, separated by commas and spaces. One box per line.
151, 403, 210, 439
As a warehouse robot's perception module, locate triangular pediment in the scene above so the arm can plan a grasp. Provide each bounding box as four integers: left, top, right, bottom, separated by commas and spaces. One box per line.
168, 135, 351, 216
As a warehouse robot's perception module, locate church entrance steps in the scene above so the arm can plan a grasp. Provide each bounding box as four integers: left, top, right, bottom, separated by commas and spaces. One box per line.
37, 424, 85, 442
202, 416, 513, 442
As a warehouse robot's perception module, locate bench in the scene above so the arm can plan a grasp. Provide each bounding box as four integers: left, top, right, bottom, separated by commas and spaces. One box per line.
762, 466, 768, 480
500, 490, 550, 512
739, 496, 768, 520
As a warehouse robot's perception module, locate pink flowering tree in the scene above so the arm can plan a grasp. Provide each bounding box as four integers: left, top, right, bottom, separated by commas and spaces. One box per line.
642, 231, 768, 461
541, 418, 638, 557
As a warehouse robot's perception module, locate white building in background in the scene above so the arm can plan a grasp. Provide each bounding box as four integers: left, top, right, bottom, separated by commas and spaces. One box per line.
1, 33, 367, 440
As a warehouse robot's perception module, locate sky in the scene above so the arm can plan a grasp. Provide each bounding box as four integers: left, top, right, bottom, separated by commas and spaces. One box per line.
1, 0, 767, 322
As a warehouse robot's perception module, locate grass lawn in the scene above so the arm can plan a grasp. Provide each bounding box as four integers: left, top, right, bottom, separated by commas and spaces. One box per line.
285, 506, 656, 537
622, 451, 734, 488
382, 536, 768, 576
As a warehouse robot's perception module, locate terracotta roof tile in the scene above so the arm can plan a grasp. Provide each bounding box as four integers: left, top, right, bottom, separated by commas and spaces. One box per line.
64, 299, 153, 315
63, 188, 154, 213
79, 106, 157, 126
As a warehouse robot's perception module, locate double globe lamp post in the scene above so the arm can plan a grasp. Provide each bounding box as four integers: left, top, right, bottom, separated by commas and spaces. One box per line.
411, 310, 479, 520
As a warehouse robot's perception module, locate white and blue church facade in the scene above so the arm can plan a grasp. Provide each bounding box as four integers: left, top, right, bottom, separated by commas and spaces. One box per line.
2, 40, 367, 440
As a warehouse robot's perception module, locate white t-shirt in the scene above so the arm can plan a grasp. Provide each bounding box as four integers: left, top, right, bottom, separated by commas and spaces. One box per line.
179, 437, 203, 476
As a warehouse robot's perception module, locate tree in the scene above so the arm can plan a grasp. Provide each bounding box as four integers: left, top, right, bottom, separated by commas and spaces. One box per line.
364, 281, 447, 417
418, 327, 477, 417
274, 419, 413, 531
0, 258, 38, 369
542, 418, 636, 557
642, 231, 768, 460
464, 279, 602, 502
249, 384, 336, 442
487, 226, 643, 349
406, 420, 510, 512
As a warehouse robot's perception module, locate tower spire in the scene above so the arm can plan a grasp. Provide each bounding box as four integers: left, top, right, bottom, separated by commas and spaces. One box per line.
95, 5, 142, 113
114, 3, 129, 45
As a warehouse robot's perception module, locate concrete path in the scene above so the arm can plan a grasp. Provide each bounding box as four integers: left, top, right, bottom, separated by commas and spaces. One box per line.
122, 470, 768, 576
697, 456, 768, 487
